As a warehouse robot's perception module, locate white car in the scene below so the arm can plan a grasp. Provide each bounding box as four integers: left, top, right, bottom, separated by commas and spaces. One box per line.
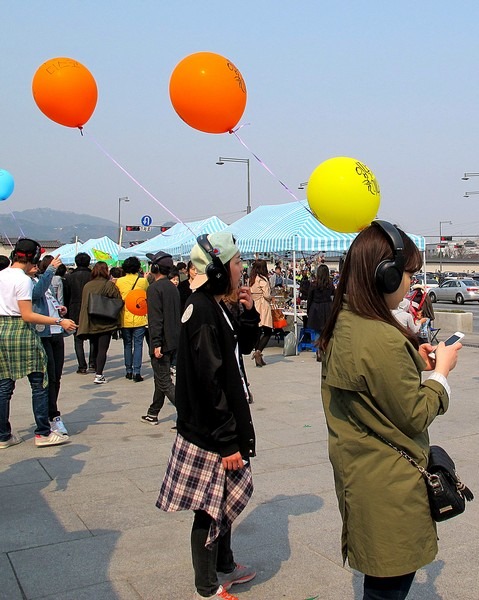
428, 279, 479, 304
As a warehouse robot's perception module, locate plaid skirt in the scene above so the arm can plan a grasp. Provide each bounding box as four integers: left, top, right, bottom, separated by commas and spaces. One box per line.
157, 433, 253, 547
0, 317, 48, 385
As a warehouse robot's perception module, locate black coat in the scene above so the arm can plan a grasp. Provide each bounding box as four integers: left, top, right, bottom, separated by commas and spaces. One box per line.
146, 277, 181, 354
306, 284, 334, 332
175, 290, 260, 459
63, 267, 92, 323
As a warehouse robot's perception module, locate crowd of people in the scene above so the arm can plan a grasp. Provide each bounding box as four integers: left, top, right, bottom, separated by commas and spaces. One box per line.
0, 223, 463, 600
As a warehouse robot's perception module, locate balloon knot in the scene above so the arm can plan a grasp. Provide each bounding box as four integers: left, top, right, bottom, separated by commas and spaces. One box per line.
78, 126, 84, 136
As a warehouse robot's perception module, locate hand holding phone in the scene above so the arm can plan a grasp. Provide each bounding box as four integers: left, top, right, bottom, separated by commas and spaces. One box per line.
428, 331, 464, 359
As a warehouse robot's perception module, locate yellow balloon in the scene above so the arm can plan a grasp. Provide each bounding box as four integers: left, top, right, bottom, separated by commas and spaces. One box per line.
306, 157, 380, 233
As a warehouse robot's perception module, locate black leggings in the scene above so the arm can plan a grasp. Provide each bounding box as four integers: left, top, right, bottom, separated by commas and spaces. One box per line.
89, 332, 112, 375
363, 572, 416, 600
255, 326, 272, 352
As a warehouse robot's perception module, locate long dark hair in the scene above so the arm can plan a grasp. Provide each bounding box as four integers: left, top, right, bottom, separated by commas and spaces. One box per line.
319, 223, 422, 350
313, 264, 331, 290
249, 259, 269, 286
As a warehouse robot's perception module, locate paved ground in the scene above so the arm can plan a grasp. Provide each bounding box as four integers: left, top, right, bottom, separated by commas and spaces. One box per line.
1, 329, 478, 600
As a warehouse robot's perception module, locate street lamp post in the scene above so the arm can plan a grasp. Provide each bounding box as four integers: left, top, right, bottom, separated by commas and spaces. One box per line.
216, 157, 251, 214
439, 220, 452, 273
461, 172, 479, 197
118, 196, 129, 244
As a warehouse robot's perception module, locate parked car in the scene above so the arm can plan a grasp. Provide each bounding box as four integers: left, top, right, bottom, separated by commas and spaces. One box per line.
412, 275, 439, 290
428, 279, 479, 304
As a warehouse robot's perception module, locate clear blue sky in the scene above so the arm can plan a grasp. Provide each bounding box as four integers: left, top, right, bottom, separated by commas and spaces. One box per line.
2, 1, 479, 240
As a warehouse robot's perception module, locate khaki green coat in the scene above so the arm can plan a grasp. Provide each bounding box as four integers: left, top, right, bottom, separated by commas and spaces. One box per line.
321, 305, 449, 577
77, 278, 122, 338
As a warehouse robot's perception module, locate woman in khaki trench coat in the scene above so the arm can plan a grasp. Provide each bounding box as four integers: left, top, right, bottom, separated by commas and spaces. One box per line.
77, 261, 122, 384
249, 259, 273, 367
319, 221, 461, 600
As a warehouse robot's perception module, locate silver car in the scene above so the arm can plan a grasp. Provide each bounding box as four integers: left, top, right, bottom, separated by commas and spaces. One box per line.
428, 279, 479, 304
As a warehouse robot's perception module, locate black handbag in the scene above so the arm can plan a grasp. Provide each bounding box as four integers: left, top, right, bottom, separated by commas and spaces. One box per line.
378, 435, 474, 522
426, 445, 474, 521
88, 284, 124, 321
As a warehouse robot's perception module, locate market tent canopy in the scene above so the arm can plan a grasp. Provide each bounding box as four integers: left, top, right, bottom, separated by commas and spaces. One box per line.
53, 243, 78, 262
58, 236, 122, 264
118, 216, 228, 260
224, 200, 426, 253
224, 200, 356, 253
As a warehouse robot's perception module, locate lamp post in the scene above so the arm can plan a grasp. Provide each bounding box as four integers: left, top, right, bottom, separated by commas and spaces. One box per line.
461, 172, 479, 180
439, 220, 452, 273
118, 196, 129, 244
461, 172, 479, 197
216, 157, 251, 214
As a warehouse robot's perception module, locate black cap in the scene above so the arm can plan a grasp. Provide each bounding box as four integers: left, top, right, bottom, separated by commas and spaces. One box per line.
13, 238, 41, 263
146, 251, 174, 268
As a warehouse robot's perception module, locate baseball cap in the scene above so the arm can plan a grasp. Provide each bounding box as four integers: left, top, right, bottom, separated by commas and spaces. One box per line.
146, 251, 174, 269
13, 238, 41, 262
189, 232, 239, 290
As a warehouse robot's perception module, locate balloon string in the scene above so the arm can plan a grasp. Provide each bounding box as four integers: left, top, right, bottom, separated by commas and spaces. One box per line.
2, 231, 14, 249
10, 212, 26, 237
229, 127, 315, 217
82, 129, 197, 237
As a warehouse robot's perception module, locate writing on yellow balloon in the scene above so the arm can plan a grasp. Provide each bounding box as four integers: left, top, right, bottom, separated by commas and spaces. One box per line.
355, 161, 380, 196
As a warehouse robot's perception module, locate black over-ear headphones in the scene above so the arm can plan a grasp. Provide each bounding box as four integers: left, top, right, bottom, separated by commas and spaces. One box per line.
196, 234, 229, 294
10, 239, 42, 265
372, 220, 405, 294
150, 262, 160, 275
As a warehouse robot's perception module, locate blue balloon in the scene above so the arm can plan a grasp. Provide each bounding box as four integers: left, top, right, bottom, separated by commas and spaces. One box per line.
0, 169, 14, 201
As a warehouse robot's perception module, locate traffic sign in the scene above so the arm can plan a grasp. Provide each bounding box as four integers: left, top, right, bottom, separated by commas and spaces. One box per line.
141, 215, 153, 227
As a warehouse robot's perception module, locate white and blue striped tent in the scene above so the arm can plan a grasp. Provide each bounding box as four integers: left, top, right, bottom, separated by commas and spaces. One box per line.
54, 243, 78, 263
118, 216, 228, 260
224, 200, 425, 253
58, 236, 122, 264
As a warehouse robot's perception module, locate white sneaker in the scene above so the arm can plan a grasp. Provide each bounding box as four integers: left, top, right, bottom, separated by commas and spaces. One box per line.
94, 374, 107, 384
193, 586, 238, 599
35, 431, 70, 447
0, 433, 23, 449
51, 416, 68, 436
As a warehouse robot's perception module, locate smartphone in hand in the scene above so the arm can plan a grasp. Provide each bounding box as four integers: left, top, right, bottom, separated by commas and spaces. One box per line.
428, 331, 464, 359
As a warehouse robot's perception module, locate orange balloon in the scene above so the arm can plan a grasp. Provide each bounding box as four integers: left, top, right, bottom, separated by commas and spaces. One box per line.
169, 52, 247, 134
125, 289, 148, 316
32, 57, 98, 128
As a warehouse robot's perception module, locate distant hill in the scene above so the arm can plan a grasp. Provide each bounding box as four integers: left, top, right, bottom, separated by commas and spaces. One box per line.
0, 208, 167, 245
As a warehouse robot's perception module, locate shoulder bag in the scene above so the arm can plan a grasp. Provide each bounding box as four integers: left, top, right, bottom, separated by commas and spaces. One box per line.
378, 435, 474, 522
88, 282, 124, 321
271, 306, 288, 330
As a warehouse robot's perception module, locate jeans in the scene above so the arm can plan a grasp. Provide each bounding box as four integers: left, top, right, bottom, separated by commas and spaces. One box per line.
122, 326, 146, 375
0, 372, 51, 441
148, 351, 175, 415
41, 335, 65, 420
191, 510, 235, 597
363, 572, 416, 600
